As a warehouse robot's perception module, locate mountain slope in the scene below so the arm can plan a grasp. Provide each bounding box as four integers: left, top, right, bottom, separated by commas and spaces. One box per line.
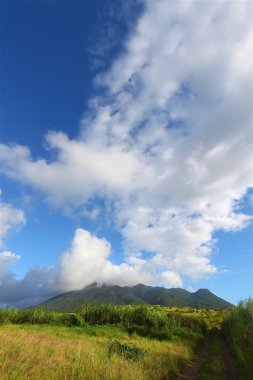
34, 283, 233, 312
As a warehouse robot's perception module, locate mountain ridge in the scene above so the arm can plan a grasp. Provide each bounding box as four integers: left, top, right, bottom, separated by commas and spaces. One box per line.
34, 283, 233, 312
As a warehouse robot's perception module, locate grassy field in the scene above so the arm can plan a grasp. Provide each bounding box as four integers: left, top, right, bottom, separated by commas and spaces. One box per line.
0, 304, 236, 380
0, 323, 196, 380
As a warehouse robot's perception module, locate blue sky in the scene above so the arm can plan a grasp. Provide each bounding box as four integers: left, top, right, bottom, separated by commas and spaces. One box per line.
0, 0, 252, 307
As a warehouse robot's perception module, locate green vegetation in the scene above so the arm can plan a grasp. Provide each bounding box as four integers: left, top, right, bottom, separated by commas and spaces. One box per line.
0, 303, 234, 379
222, 298, 253, 379
80, 303, 169, 327
0, 308, 83, 327
0, 304, 223, 341
108, 340, 145, 361
0, 323, 195, 379
35, 283, 233, 312
0, 304, 223, 379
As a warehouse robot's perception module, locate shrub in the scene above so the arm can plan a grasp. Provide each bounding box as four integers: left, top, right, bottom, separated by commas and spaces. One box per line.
108, 340, 145, 361
173, 326, 204, 346
126, 325, 172, 341
179, 315, 208, 334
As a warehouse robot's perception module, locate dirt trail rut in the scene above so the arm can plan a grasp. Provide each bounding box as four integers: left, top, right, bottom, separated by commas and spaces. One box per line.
220, 337, 237, 380
177, 333, 211, 380
177, 330, 238, 380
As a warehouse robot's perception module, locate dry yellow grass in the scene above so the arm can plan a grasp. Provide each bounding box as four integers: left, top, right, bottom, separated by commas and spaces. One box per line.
0, 324, 194, 380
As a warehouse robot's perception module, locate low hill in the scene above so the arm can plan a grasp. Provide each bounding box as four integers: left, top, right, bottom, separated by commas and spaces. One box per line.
34, 283, 233, 312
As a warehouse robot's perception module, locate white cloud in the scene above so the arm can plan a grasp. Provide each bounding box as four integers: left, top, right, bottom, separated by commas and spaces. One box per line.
162, 271, 183, 288
0, 132, 141, 207
0, 202, 25, 245
0, 228, 150, 307
0, 0, 252, 303
57, 228, 147, 291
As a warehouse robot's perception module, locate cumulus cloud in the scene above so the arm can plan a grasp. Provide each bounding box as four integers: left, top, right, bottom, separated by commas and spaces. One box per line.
0, 228, 150, 307
0, 0, 252, 304
0, 132, 141, 207
1, 227, 213, 307
57, 228, 147, 291
162, 271, 183, 288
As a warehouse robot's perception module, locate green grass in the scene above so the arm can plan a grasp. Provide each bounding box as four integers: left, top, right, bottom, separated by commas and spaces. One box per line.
0, 324, 196, 380
0, 304, 230, 379
0, 304, 224, 338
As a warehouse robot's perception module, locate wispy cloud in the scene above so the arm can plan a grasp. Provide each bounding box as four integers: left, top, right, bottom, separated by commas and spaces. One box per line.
0, 201, 25, 246
87, 0, 144, 70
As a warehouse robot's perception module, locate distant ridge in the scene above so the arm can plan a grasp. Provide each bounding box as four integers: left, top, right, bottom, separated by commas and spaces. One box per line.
34, 283, 233, 312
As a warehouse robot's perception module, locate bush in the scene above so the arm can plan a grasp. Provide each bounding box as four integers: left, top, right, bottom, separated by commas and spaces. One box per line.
126, 325, 172, 341
108, 340, 145, 361
179, 315, 208, 334
173, 326, 204, 345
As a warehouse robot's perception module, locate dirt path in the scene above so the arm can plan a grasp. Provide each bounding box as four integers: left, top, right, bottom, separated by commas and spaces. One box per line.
220, 336, 237, 380
177, 333, 211, 380
177, 330, 238, 380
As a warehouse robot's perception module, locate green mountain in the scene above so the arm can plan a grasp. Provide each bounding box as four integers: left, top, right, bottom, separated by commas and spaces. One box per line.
34, 283, 233, 312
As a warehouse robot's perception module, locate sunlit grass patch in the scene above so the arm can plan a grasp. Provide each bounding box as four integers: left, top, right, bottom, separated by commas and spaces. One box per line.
0, 323, 195, 380
0, 305, 228, 379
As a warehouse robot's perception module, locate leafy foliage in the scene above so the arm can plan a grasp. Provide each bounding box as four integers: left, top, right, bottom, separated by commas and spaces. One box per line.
108, 340, 145, 361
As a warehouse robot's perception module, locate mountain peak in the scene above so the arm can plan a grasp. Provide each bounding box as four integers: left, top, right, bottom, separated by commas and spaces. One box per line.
34, 284, 233, 312
195, 288, 212, 294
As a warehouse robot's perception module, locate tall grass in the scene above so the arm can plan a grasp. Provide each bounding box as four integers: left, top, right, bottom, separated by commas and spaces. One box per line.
0, 305, 171, 329
0, 324, 196, 380
80, 303, 169, 328
79, 303, 206, 342
0, 308, 84, 327
0, 305, 222, 379
0, 304, 208, 343
222, 298, 253, 379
